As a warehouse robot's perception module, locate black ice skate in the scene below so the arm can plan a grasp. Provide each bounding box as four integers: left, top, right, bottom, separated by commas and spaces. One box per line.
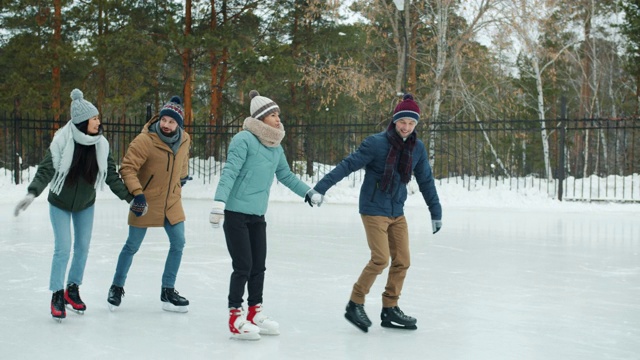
380, 306, 418, 330
64, 283, 86, 314
160, 288, 189, 313
107, 285, 125, 311
344, 300, 372, 333
51, 289, 66, 322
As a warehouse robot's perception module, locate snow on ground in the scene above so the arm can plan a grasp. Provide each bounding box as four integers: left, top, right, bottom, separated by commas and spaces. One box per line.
1, 171, 639, 359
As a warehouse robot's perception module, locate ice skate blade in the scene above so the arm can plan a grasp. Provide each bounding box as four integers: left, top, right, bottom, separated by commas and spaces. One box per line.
162, 302, 189, 313
52, 317, 64, 323
381, 321, 418, 330
68, 308, 85, 315
344, 313, 369, 333
66, 305, 85, 315
107, 303, 119, 312
230, 332, 261, 341
257, 327, 280, 336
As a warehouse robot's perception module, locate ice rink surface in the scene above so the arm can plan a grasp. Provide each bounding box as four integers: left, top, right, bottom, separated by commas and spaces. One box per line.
1, 199, 639, 360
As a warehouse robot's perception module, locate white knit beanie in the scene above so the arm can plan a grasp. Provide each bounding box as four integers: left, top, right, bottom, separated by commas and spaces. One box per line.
70, 89, 99, 124
249, 90, 279, 120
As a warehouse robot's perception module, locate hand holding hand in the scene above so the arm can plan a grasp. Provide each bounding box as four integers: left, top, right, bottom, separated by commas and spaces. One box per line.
14, 193, 36, 217
432, 220, 442, 234
209, 201, 225, 228
304, 189, 324, 207
130, 194, 148, 217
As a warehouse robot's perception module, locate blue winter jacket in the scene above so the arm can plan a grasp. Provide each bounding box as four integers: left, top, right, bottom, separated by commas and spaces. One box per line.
314, 130, 442, 220
214, 130, 310, 216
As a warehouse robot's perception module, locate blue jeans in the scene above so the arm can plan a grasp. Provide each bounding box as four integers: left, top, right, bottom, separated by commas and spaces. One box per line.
112, 219, 185, 288
49, 204, 95, 291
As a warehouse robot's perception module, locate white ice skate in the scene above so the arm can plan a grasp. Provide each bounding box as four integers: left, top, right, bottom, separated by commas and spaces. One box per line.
229, 308, 261, 341
247, 304, 280, 335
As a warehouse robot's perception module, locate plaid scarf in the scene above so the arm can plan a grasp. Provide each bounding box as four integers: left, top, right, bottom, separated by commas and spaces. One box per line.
379, 123, 416, 193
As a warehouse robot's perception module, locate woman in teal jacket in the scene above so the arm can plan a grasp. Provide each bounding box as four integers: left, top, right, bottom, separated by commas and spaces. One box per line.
14, 89, 133, 322
210, 90, 322, 340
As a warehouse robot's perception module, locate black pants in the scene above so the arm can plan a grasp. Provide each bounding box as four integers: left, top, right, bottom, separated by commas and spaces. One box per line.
223, 210, 267, 309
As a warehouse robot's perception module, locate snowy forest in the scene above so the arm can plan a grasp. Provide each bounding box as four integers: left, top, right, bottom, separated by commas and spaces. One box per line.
1, 0, 640, 184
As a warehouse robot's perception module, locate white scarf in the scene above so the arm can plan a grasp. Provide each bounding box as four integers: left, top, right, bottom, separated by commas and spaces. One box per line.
242, 117, 285, 147
49, 121, 109, 195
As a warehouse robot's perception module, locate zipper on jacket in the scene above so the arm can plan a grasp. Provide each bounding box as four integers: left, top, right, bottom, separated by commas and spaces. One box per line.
164, 152, 176, 210
163, 136, 188, 211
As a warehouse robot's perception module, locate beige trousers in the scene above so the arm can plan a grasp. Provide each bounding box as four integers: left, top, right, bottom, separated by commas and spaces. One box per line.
350, 215, 410, 308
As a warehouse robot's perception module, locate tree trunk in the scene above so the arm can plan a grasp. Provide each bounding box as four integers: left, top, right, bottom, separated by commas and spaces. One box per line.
97, 1, 106, 116
428, 1, 449, 168
533, 58, 552, 179
52, 0, 62, 125
182, 0, 193, 127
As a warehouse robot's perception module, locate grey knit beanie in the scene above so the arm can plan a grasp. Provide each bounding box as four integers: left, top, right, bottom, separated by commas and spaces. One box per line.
70, 89, 99, 124
249, 90, 279, 120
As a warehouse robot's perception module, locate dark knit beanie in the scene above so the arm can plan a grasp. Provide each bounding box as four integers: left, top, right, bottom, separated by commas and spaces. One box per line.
159, 96, 185, 128
249, 90, 279, 120
393, 94, 420, 123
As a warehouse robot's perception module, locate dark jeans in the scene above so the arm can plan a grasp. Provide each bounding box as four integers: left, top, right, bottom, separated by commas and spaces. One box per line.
223, 210, 267, 309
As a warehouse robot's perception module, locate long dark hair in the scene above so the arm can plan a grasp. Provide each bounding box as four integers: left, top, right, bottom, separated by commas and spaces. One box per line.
64, 121, 102, 186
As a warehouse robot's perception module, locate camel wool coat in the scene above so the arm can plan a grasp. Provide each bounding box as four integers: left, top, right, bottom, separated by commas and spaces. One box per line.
120, 117, 191, 227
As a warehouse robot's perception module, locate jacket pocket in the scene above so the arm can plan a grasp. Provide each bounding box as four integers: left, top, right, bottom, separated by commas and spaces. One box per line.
236, 170, 252, 196
142, 175, 154, 191
173, 182, 182, 197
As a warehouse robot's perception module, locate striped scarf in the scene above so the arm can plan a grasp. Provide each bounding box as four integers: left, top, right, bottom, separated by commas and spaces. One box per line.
379, 123, 416, 193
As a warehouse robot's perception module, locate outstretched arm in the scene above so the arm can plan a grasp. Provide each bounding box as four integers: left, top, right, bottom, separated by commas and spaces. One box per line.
313, 136, 376, 195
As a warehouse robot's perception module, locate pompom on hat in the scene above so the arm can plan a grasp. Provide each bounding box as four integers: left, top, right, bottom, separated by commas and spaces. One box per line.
249, 90, 279, 120
70, 89, 99, 125
393, 93, 420, 123
159, 96, 185, 128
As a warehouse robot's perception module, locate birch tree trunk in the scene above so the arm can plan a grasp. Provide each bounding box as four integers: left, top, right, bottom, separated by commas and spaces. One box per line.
532, 58, 553, 179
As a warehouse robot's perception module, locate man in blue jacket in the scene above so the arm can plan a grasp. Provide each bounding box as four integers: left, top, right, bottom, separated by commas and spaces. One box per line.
313, 94, 442, 332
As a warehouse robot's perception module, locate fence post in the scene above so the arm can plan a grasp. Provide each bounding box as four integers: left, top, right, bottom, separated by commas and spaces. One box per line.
13, 98, 21, 185
557, 96, 566, 201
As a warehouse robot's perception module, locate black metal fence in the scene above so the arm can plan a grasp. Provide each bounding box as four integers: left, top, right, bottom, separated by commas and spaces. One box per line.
2, 112, 639, 202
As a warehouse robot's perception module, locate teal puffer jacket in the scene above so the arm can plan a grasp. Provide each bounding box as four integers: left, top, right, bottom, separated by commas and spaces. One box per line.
214, 130, 310, 216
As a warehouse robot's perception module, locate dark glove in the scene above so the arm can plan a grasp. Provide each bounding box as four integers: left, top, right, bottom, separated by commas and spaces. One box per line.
180, 176, 193, 187
304, 189, 324, 207
130, 194, 148, 217
432, 220, 442, 234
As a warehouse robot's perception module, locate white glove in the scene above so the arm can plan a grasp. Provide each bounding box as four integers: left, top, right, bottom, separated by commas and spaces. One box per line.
14, 193, 36, 217
304, 189, 324, 207
209, 201, 225, 228
432, 220, 442, 234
